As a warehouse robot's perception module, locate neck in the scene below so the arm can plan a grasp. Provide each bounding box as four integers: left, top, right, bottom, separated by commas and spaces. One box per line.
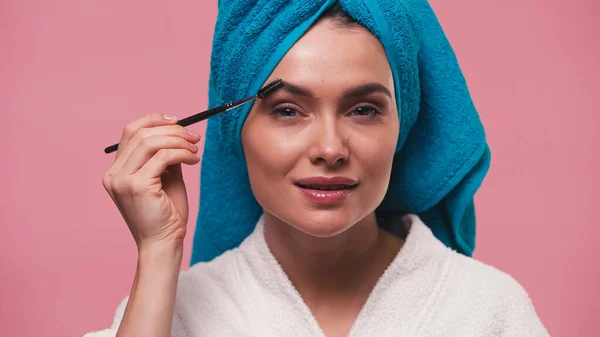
263, 212, 404, 301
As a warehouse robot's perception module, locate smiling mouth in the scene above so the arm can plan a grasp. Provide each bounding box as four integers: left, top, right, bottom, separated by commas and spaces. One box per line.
293, 177, 358, 204
294, 182, 357, 204
295, 184, 356, 191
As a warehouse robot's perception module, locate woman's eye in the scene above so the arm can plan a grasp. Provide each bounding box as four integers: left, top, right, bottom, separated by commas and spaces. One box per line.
272, 106, 299, 117
351, 106, 382, 117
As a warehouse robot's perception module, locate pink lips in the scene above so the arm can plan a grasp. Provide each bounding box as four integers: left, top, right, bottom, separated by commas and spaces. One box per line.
294, 176, 358, 205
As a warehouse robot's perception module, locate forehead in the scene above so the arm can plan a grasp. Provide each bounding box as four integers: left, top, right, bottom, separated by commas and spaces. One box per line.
269, 22, 394, 92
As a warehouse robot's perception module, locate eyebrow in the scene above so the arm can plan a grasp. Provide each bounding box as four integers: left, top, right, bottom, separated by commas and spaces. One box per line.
281, 81, 392, 99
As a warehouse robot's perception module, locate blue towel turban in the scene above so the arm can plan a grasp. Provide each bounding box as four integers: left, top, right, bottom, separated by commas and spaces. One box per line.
191, 0, 491, 265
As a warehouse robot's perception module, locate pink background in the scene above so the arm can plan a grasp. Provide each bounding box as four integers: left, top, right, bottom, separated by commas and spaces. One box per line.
2, 1, 598, 336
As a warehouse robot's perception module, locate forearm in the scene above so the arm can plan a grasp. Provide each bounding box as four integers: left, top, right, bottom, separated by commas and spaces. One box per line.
116, 242, 183, 337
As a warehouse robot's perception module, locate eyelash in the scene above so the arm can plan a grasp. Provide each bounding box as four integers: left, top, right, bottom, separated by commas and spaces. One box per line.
270, 104, 383, 119
271, 104, 300, 118
349, 106, 383, 118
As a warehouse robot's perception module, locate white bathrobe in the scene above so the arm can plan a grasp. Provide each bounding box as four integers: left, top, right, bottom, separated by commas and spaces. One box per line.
84, 215, 549, 336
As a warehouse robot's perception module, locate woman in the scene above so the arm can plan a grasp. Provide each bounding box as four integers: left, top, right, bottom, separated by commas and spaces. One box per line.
87, 2, 548, 337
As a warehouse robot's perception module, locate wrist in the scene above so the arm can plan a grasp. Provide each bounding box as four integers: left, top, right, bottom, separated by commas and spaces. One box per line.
137, 240, 184, 269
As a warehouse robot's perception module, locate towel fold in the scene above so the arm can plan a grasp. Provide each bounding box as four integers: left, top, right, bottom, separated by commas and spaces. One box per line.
191, 0, 491, 265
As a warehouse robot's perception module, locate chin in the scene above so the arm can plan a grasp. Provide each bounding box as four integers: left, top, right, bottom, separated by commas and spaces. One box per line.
285, 208, 360, 238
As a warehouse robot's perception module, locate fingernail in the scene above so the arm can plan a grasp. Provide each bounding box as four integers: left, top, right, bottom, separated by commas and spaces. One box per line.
188, 142, 198, 151
164, 114, 178, 121
188, 129, 201, 138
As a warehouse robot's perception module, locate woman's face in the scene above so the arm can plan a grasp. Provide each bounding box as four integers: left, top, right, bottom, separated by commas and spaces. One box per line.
242, 20, 399, 237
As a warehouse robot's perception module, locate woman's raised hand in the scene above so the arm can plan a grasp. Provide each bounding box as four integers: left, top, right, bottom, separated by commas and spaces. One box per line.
102, 112, 201, 250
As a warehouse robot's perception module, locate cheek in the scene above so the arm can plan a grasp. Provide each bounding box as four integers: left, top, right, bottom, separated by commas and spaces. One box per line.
242, 121, 300, 191
364, 142, 396, 181
350, 124, 398, 187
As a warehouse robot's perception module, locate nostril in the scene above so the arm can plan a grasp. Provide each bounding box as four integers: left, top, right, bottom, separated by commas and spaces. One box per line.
314, 155, 347, 166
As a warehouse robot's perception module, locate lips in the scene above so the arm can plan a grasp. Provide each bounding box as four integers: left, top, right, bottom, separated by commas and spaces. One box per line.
296, 184, 353, 191
295, 176, 358, 188
294, 177, 358, 204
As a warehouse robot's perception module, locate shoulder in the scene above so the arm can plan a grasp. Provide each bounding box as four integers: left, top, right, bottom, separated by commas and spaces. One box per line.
179, 246, 240, 292
433, 251, 549, 336
402, 215, 536, 304
176, 245, 243, 312
403, 215, 548, 335
173, 243, 258, 334
450, 252, 531, 302
82, 248, 246, 337
402, 215, 535, 306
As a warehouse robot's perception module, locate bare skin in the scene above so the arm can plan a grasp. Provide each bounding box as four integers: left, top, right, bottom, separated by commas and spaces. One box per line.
242, 21, 403, 336
102, 112, 202, 337
102, 19, 402, 337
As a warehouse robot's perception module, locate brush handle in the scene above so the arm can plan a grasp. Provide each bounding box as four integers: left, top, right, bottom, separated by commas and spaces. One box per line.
177, 96, 255, 127
104, 95, 256, 154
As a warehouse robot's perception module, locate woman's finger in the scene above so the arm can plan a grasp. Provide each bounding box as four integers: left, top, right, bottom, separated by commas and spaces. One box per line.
113, 124, 201, 172
136, 148, 201, 180
116, 112, 179, 157
120, 135, 199, 175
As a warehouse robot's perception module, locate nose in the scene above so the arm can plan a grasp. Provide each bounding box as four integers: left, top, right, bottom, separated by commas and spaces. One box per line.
308, 118, 349, 166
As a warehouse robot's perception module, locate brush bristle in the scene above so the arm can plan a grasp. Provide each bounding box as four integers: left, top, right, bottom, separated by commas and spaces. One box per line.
257, 79, 284, 99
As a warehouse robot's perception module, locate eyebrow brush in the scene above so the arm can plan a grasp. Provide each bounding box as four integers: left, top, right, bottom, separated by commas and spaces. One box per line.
104, 79, 284, 154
